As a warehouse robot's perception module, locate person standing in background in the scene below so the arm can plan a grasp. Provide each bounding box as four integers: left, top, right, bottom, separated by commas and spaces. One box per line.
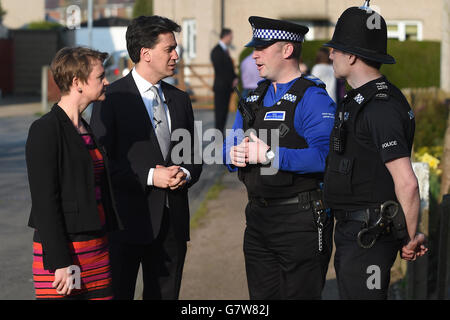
240, 51, 262, 99
311, 47, 337, 102
211, 28, 238, 137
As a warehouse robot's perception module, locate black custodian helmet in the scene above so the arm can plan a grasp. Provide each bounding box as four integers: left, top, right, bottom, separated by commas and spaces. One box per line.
324, 6, 395, 64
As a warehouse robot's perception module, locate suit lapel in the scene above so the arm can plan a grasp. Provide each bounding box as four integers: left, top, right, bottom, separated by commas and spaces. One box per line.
124, 73, 165, 162
53, 105, 89, 153
161, 81, 178, 132
161, 81, 180, 164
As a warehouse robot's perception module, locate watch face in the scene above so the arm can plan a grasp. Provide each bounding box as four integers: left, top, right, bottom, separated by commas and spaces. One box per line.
267, 150, 275, 160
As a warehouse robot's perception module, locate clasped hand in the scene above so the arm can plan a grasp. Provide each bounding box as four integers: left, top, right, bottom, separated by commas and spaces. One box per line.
230, 132, 270, 167
401, 233, 428, 261
153, 165, 187, 190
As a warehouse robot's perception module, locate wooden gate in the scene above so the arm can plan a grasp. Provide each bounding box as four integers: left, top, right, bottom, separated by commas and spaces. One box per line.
174, 59, 237, 111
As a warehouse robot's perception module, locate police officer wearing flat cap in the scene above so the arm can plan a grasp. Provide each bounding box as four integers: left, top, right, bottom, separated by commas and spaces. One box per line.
223, 16, 336, 299
323, 2, 428, 300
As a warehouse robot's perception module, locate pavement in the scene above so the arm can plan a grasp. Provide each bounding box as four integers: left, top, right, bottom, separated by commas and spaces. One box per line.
0, 96, 41, 118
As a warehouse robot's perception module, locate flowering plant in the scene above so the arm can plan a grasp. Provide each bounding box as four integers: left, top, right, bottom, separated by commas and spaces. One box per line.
415, 146, 442, 177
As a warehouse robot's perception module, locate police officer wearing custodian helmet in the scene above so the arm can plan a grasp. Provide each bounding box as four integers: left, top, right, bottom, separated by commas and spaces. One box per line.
223, 16, 336, 299
323, 1, 428, 299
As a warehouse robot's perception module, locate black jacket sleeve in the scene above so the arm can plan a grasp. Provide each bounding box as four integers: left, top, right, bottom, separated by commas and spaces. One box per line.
210, 45, 237, 90
181, 93, 202, 187
26, 119, 72, 270
91, 98, 147, 188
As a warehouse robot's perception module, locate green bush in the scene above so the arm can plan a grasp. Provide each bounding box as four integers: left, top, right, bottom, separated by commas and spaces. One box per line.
381, 40, 440, 88
404, 89, 449, 149
304, 40, 440, 88
133, 0, 153, 18
414, 100, 448, 149
27, 21, 64, 30
299, 40, 327, 71
240, 39, 441, 89
0, 0, 7, 20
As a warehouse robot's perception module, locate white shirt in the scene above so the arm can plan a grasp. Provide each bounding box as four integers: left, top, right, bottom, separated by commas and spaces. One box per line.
311, 63, 337, 103
131, 68, 191, 186
219, 40, 228, 52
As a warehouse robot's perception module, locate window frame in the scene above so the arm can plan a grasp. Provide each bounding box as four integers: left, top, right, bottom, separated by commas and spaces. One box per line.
387, 20, 423, 41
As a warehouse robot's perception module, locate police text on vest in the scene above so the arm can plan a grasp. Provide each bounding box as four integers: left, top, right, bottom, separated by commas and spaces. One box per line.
382, 140, 397, 149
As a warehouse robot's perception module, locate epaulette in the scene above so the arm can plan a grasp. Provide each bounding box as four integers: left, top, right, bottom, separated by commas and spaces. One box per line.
303, 75, 326, 89
374, 92, 389, 100
373, 81, 390, 101
246, 80, 271, 103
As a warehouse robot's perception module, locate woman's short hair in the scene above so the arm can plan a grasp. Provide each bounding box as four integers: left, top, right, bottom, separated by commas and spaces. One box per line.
51, 47, 108, 94
126, 15, 181, 63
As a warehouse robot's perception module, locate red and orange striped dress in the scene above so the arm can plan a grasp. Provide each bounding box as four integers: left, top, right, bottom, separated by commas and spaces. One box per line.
32, 133, 113, 300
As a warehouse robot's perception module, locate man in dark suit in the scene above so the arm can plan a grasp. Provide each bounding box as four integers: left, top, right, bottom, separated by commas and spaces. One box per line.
210, 28, 238, 137
90, 15, 202, 300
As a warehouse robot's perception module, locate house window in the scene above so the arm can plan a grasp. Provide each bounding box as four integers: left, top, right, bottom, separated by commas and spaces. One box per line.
111, 6, 118, 17
125, 7, 133, 18
183, 19, 197, 61
387, 21, 423, 41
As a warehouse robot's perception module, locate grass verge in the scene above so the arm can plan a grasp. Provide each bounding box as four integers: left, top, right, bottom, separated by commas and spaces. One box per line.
190, 175, 225, 229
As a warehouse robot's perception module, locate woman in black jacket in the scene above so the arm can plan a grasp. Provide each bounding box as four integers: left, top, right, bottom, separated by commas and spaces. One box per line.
26, 47, 122, 299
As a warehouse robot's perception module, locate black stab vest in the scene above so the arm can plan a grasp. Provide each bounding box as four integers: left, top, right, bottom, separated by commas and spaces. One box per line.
238, 76, 325, 199
323, 77, 414, 210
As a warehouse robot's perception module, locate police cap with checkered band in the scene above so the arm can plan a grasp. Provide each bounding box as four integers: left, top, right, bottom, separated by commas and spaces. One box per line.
245, 16, 309, 48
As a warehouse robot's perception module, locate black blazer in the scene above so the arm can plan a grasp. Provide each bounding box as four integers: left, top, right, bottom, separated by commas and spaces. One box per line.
210, 44, 237, 91
26, 104, 122, 270
90, 73, 202, 244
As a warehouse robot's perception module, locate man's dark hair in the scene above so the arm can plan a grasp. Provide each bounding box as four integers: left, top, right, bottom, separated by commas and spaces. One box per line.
126, 15, 181, 63
220, 28, 232, 39
358, 56, 382, 70
281, 42, 302, 62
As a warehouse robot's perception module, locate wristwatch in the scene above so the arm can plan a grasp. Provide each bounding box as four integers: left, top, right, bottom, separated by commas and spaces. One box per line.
263, 148, 275, 164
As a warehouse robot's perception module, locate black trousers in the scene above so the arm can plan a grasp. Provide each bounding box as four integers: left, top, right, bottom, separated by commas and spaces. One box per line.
109, 209, 187, 300
333, 218, 402, 300
213, 88, 232, 136
243, 200, 333, 300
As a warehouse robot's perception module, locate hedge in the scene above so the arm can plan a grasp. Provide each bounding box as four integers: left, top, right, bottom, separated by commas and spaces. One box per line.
27, 21, 64, 30
239, 40, 441, 89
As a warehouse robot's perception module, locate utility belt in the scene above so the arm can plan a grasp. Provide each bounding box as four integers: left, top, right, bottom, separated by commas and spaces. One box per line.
250, 190, 322, 208
250, 189, 330, 254
334, 208, 380, 225
334, 200, 408, 249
